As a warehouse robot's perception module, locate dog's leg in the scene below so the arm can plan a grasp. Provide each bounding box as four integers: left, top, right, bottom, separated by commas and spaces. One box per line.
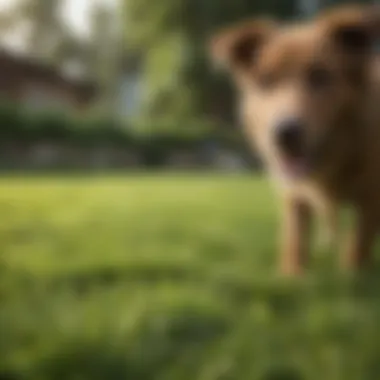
279, 198, 312, 276
341, 208, 378, 271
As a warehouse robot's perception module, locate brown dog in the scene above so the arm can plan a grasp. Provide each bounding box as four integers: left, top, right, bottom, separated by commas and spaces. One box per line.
209, 5, 380, 275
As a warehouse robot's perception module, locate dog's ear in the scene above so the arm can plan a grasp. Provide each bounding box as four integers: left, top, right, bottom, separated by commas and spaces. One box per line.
319, 5, 380, 83
208, 19, 276, 74
321, 5, 380, 55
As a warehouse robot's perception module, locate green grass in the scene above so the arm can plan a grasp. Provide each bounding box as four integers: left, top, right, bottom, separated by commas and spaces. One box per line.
1, 174, 380, 380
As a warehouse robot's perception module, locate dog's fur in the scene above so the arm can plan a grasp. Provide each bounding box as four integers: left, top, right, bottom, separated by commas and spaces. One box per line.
209, 5, 380, 275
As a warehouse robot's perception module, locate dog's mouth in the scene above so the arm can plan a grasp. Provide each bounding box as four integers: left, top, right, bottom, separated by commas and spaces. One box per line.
278, 152, 311, 179
278, 141, 328, 179
275, 133, 329, 180
275, 128, 314, 179
279, 148, 314, 179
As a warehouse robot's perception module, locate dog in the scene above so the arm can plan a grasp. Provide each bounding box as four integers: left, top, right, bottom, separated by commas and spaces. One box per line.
209, 5, 380, 275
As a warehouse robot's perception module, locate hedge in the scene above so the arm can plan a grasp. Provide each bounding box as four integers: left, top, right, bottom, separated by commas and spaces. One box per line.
0, 103, 258, 168
0, 103, 247, 147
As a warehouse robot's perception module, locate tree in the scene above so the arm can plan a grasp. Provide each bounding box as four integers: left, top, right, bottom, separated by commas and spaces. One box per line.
87, 3, 124, 113
124, 0, 300, 123
0, 0, 125, 113
124, 0, 193, 120
124, 0, 375, 124
0, 0, 86, 69
2, 0, 74, 61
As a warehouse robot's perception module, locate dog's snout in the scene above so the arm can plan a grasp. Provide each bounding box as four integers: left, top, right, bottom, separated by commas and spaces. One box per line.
275, 119, 305, 156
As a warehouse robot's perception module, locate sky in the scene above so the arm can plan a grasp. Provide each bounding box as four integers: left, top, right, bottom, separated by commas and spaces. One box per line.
63, 0, 93, 36
62, 0, 119, 36
0, 0, 119, 49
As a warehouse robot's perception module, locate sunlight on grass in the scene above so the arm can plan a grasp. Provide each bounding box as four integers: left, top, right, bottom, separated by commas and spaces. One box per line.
0, 174, 379, 380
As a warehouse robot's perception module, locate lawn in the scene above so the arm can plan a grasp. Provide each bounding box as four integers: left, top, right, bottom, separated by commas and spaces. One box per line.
1, 174, 380, 380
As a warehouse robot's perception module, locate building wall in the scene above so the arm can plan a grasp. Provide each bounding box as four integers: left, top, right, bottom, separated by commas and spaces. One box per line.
22, 83, 73, 111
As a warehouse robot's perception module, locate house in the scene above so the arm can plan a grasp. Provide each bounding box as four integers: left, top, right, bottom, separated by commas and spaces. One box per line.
0, 50, 97, 111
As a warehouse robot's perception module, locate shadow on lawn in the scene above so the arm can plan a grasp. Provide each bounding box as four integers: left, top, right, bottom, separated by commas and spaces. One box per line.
3, 259, 380, 380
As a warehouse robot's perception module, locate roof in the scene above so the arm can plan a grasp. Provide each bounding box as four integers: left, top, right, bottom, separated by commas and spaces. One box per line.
0, 49, 97, 100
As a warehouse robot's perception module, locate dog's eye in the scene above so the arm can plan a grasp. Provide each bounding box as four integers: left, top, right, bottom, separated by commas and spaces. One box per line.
305, 66, 333, 90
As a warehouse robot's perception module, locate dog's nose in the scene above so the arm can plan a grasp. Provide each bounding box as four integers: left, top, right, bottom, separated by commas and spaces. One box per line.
275, 119, 305, 156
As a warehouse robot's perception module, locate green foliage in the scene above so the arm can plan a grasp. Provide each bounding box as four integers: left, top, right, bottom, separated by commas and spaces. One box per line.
0, 0, 84, 66
1, 175, 380, 379
124, 0, 302, 121
0, 104, 249, 167
0, 0, 122, 111
124, 0, 376, 122
0, 102, 27, 141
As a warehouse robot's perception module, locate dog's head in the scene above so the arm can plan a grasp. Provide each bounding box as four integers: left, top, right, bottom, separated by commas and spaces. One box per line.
209, 6, 380, 180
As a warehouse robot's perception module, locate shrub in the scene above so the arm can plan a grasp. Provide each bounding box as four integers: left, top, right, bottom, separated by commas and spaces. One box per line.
0, 103, 254, 168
